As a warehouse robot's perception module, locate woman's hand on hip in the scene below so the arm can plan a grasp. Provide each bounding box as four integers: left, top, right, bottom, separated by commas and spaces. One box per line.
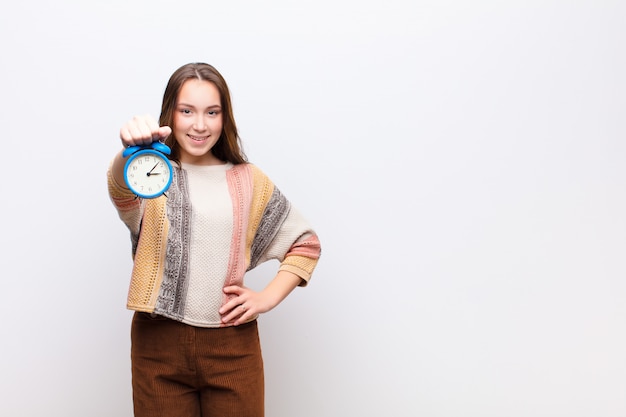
219, 285, 272, 326
219, 271, 303, 326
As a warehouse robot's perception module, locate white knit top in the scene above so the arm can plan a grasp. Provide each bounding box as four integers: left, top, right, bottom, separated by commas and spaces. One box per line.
182, 162, 234, 326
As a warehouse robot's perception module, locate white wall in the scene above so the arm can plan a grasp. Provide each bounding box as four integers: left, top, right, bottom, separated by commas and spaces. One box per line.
1, 1, 624, 416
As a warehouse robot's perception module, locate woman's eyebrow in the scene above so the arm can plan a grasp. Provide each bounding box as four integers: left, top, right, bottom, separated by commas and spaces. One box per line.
177, 102, 221, 109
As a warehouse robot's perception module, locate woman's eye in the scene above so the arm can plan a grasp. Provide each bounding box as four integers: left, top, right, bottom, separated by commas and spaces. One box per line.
208, 110, 219, 116
181, 109, 191, 114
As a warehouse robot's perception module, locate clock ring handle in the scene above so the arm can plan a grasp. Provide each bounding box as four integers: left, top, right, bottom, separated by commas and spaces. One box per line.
151, 141, 172, 155
122, 145, 142, 158
122, 142, 172, 158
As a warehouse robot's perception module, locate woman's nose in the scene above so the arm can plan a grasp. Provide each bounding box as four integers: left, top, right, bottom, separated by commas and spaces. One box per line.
193, 115, 207, 130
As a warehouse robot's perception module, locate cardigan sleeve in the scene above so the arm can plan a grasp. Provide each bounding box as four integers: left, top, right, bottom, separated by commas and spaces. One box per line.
107, 161, 144, 245
247, 165, 321, 285
272, 210, 321, 285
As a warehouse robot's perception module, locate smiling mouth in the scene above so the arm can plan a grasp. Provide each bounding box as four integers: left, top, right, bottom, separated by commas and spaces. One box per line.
188, 134, 209, 142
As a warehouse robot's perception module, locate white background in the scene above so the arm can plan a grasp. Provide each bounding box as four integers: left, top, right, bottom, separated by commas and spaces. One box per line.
1, 1, 625, 416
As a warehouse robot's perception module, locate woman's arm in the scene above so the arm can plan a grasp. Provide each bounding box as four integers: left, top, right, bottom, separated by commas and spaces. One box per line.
110, 150, 128, 189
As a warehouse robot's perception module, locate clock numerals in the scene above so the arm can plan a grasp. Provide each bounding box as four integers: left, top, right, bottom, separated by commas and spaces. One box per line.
124, 149, 172, 198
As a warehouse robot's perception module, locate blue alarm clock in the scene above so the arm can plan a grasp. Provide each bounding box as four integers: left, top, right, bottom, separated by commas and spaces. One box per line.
123, 142, 173, 198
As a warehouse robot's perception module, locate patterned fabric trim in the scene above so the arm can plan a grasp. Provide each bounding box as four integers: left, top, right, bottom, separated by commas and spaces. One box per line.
125, 197, 169, 310
155, 167, 191, 320
249, 186, 291, 269
223, 164, 253, 292
285, 233, 322, 259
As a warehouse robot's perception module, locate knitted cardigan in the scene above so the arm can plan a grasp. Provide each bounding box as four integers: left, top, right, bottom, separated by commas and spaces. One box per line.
107, 162, 321, 324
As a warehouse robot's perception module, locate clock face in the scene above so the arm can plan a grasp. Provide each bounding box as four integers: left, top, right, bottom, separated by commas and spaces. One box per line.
124, 150, 173, 198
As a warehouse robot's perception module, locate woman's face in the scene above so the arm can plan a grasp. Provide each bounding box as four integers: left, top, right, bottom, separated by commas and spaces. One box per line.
173, 79, 224, 165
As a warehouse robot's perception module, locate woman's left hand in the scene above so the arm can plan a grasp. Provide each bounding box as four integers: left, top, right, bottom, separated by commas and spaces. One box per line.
219, 271, 303, 326
219, 285, 272, 326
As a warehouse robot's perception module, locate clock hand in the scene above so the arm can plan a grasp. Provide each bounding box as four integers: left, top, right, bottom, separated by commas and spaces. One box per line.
148, 163, 159, 174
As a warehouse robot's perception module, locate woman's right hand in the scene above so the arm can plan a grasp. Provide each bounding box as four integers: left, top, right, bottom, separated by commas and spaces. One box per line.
120, 114, 172, 148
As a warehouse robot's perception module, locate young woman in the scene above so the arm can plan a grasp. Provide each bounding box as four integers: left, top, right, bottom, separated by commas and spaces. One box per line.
107, 62, 321, 417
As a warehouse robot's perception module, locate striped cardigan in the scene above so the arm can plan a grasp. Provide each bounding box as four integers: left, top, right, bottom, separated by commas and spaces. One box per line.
107, 162, 321, 325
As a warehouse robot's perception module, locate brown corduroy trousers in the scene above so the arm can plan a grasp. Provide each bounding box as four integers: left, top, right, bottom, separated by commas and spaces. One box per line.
130, 312, 265, 417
